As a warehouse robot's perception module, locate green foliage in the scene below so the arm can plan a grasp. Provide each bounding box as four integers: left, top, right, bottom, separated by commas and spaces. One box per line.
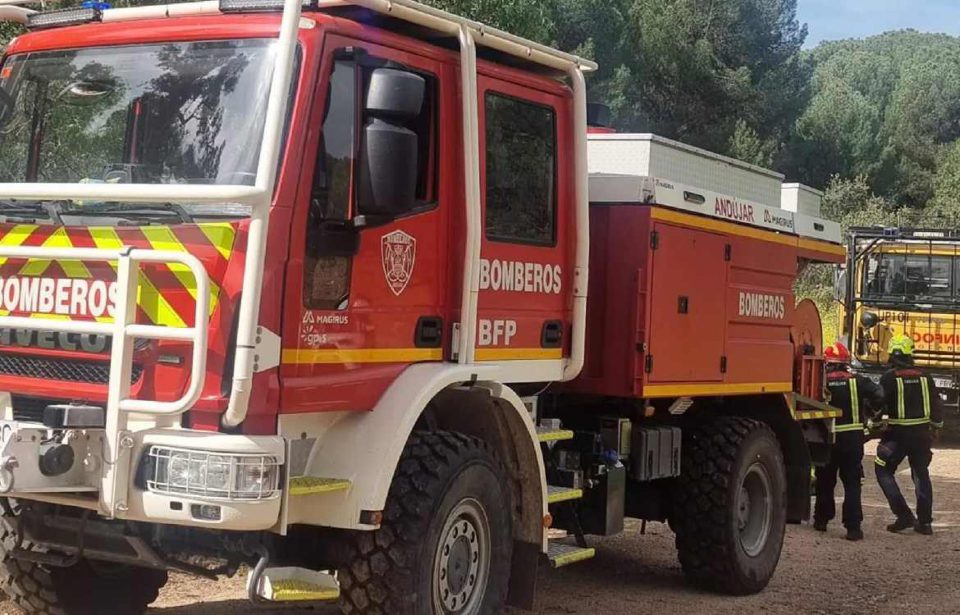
0, 22, 19, 47
792, 31, 960, 207
421, 0, 556, 42
923, 140, 960, 227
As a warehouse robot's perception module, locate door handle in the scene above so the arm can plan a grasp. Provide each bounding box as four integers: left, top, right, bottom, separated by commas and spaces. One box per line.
415, 316, 444, 348
541, 320, 563, 349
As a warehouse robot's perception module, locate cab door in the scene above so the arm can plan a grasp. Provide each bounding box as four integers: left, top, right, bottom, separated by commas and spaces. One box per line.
475, 75, 573, 370
280, 34, 451, 413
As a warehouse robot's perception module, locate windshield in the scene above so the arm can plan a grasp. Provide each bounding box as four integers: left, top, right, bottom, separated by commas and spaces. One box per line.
863, 251, 960, 302
0, 39, 276, 188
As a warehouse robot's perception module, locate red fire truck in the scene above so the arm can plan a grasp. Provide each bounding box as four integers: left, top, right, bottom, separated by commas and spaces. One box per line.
0, 0, 844, 613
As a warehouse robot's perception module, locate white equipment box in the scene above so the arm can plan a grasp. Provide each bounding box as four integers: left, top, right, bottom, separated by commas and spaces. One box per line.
588, 133, 841, 245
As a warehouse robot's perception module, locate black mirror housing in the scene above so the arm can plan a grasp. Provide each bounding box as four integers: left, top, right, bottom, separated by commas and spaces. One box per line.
365, 68, 425, 119
860, 312, 881, 328
356, 68, 426, 219
357, 119, 419, 217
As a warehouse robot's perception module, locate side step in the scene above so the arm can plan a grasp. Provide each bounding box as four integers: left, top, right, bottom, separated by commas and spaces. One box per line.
537, 426, 574, 443
547, 485, 583, 504
251, 567, 340, 602
547, 542, 596, 569
289, 476, 351, 497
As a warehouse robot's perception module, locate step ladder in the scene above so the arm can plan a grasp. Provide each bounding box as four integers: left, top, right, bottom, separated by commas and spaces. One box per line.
288, 476, 351, 497
250, 567, 340, 603
540, 420, 596, 569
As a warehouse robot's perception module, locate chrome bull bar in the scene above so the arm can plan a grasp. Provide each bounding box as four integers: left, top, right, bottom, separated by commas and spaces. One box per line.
0, 244, 210, 517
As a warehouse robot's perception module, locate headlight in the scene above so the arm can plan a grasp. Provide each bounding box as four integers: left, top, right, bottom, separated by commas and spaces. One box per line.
146, 446, 280, 501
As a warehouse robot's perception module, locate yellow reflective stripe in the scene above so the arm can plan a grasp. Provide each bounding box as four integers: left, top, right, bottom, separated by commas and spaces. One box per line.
140, 226, 219, 317
875, 458, 887, 467
282, 348, 443, 364
920, 378, 931, 420
833, 423, 866, 433
0, 225, 40, 317
0, 224, 38, 268
88, 227, 186, 327
475, 348, 563, 361
889, 418, 931, 426
896, 379, 906, 420
199, 223, 236, 261
18, 227, 91, 279
28, 313, 71, 321
849, 378, 860, 426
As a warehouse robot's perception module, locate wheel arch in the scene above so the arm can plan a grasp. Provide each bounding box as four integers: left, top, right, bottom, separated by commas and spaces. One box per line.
279, 364, 548, 547
721, 393, 819, 524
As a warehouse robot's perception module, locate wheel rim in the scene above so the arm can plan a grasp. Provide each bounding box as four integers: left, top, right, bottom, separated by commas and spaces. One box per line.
737, 462, 773, 557
432, 498, 491, 614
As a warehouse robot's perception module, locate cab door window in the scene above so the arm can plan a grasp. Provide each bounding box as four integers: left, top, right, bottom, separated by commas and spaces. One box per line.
484, 93, 557, 246
303, 50, 437, 310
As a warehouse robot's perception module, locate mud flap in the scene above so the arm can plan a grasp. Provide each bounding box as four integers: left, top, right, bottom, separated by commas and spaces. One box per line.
506, 540, 539, 610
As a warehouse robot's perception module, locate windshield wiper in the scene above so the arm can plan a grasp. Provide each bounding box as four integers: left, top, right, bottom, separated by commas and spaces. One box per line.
0, 200, 65, 225
62, 202, 193, 224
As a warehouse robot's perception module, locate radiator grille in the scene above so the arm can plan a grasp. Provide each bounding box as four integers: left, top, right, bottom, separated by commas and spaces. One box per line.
0, 353, 143, 386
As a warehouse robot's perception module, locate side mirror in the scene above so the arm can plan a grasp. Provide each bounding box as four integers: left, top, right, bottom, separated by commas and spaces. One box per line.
357, 68, 425, 220
833, 266, 847, 303
860, 312, 880, 328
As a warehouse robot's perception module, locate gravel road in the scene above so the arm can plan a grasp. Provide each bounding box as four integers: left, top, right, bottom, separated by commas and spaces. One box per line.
3, 442, 959, 615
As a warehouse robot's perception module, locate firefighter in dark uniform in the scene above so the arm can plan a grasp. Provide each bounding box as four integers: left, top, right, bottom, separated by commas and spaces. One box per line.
876, 334, 945, 535
814, 343, 883, 541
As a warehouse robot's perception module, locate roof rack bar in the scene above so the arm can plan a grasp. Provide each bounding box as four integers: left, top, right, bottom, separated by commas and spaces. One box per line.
0, 4, 34, 23
346, 0, 596, 72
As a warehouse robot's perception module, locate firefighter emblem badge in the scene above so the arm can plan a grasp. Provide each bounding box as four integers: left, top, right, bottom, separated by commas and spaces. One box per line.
381, 230, 417, 296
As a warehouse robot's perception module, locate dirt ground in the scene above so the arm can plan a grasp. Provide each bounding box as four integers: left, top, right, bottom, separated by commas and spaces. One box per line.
3, 442, 960, 615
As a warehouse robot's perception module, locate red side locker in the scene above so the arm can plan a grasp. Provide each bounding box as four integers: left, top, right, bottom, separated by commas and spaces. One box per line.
644, 222, 729, 384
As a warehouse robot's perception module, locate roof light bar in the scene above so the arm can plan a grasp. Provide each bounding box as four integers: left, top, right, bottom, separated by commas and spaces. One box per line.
26, 5, 102, 29
219, 0, 315, 13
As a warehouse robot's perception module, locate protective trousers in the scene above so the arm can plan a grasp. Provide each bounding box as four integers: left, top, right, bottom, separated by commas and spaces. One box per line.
875, 427, 934, 524
815, 433, 864, 530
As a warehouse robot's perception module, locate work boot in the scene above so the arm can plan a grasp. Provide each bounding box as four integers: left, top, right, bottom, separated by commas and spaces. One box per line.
887, 518, 915, 533
914, 522, 934, 535
813, 520, 828, 532
845, 528, 864, 541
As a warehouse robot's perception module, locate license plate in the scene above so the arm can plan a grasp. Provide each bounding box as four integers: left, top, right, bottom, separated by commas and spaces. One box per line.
935, 377, 954, 389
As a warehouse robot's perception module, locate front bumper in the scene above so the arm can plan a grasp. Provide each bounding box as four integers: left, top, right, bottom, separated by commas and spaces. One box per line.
0, 421, 286, 532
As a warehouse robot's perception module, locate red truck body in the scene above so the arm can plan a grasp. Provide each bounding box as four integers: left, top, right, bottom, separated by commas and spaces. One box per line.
574, 205, 843, 400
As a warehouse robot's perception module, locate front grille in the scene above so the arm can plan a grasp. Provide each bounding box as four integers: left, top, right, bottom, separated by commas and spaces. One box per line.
0, 353, 143, 386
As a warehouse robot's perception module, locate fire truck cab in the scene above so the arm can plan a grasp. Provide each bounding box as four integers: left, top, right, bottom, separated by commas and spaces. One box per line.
0, 1, 844, 613
839, 227, 960, 410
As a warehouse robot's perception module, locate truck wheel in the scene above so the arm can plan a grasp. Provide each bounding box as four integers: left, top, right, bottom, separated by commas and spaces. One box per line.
671, 417, 786, 595
0, 513, 167, 615
339, 431, 513, 615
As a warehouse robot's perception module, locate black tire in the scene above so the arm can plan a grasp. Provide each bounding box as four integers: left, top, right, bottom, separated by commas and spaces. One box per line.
671, 417, 787, 595
339, 431, 513, 615
0, 513, 168, 615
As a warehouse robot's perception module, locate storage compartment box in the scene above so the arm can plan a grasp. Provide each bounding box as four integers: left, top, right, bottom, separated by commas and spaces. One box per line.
781, 183, 823, 218
589, 133, 784, 209
630, 426, 681, 481
580, 464, 626, 536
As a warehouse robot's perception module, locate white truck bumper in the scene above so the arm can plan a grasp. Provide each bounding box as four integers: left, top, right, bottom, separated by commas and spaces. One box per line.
0, 422, 286, 532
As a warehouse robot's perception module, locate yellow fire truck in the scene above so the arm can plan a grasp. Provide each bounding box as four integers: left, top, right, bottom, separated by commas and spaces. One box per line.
838, 227, 960, 409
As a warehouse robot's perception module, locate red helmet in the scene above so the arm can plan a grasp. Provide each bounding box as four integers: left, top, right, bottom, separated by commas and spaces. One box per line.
824, 342, 851, 364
